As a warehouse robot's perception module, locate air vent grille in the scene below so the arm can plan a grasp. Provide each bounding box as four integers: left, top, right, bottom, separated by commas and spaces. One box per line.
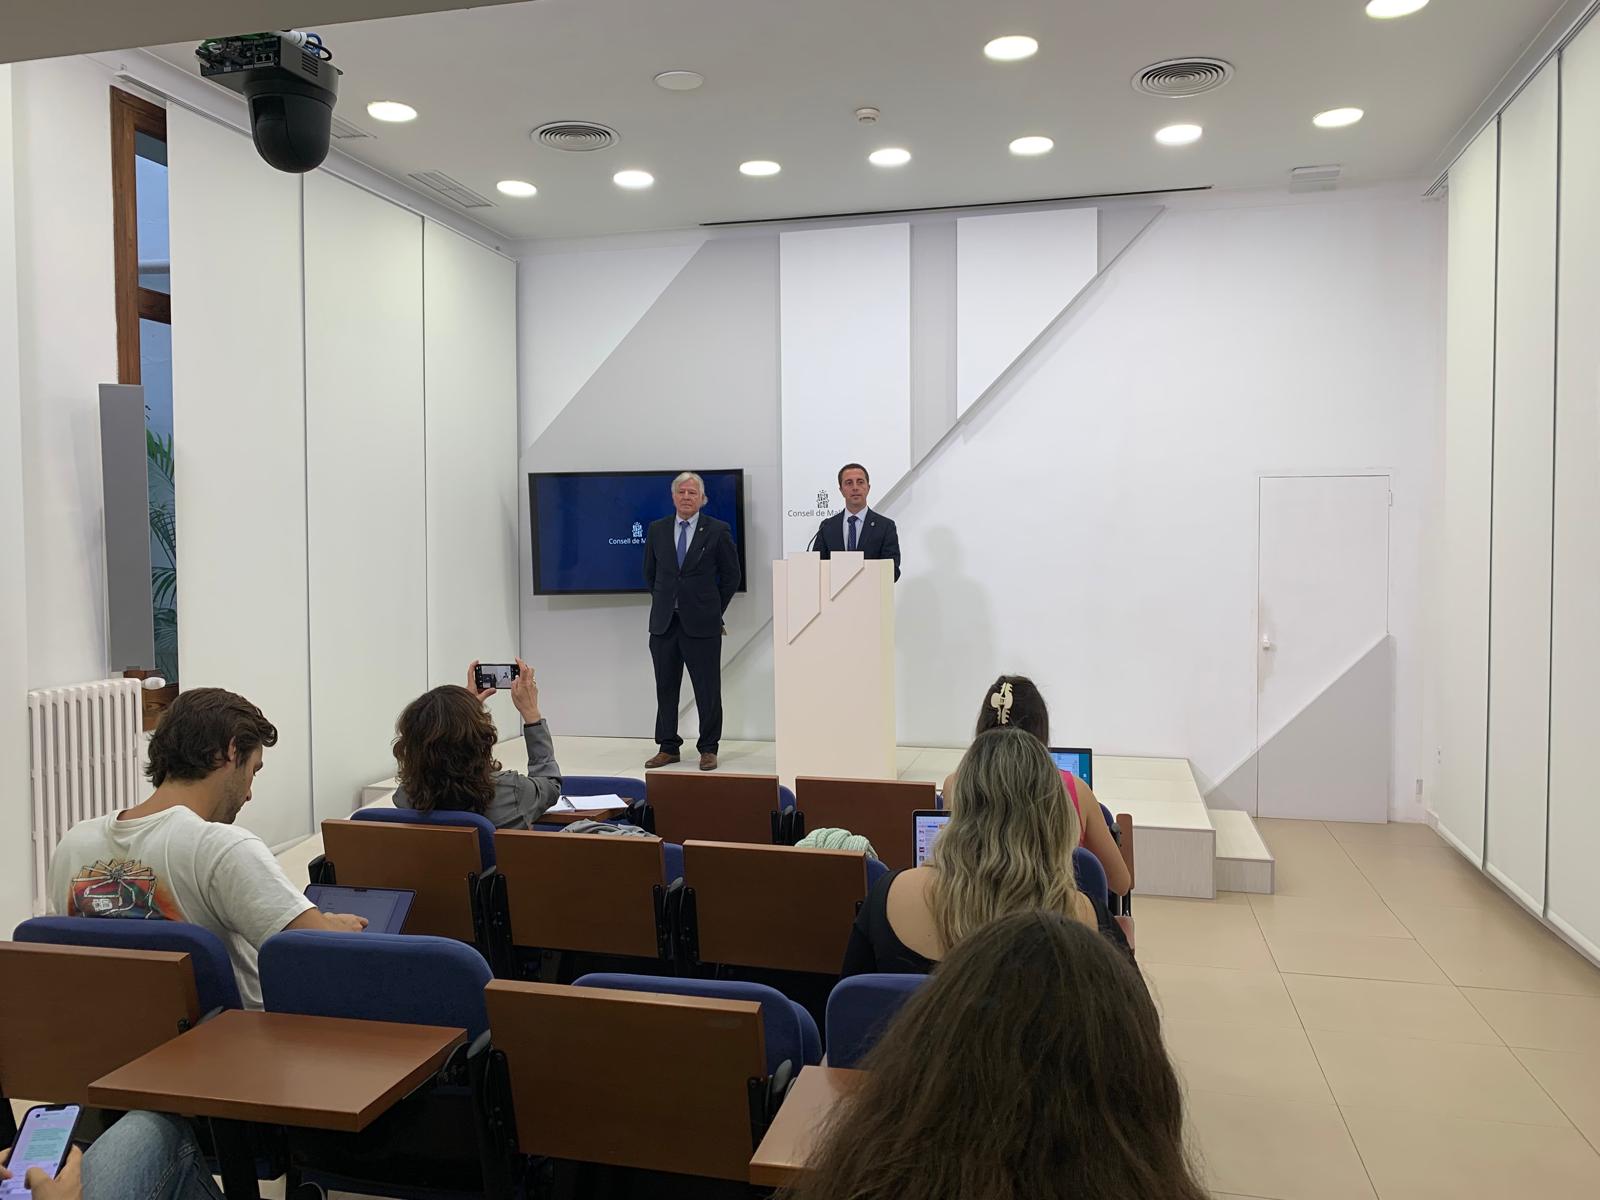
406, 171, 495, 209
1132, 57, 1234, 99
532, 121, 619, 152
329, 114, 372, 140
1290, 164, 1342, 193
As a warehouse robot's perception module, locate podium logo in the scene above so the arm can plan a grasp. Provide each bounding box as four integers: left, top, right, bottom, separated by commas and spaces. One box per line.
816, 489, 830, 509
631, 521, 643, 539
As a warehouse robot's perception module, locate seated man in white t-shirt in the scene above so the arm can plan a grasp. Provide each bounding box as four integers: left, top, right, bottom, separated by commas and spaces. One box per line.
48, 687, 367, 1009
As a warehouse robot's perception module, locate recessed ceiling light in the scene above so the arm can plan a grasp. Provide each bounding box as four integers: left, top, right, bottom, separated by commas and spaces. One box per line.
739, 160, 781, 177
613, 169, 655, 189
868, 147, 911, 167
1365, 0, 1429, 17
1154, 123, 1203, 146
366, 100, 417, 123
496, 179, 538, 198
1313, 107, 1365, 128
984, 35, 1039, 62
654, 70, 705, 91
1009, 135, 1054, 157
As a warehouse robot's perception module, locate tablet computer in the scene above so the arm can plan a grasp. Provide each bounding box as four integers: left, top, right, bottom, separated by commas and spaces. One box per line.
303, 884, 415, 935
1047, 746, 1093, 787
913, 810, 949, 867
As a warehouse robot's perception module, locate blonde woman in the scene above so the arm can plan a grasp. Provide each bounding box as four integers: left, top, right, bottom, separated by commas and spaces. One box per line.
842, 727, 1109, 976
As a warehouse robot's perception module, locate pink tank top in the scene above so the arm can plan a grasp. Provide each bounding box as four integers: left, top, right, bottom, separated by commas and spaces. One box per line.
1060, 770, 1087, 847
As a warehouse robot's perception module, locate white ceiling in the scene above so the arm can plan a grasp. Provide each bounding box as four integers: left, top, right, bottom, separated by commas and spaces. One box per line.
149, 0, 1573, 241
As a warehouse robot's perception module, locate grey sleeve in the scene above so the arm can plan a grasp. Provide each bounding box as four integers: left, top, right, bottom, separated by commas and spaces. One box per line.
489, 720, 562, 827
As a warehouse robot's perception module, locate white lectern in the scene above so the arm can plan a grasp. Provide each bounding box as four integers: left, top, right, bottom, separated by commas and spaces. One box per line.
772, 551, 896, 787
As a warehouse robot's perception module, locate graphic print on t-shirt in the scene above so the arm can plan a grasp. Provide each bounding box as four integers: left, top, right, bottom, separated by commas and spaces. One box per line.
68, 859, 183, 921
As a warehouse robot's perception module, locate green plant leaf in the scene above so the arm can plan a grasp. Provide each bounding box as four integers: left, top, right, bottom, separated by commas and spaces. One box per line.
152, 566, 177, 609
146, 430, 175, 487
149, 503, 176, 563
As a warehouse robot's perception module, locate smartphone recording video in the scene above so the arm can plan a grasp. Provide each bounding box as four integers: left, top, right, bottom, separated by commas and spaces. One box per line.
474, 663, 519, 692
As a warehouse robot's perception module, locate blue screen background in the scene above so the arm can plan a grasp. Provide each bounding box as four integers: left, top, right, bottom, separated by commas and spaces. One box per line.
529, 471, 747, 595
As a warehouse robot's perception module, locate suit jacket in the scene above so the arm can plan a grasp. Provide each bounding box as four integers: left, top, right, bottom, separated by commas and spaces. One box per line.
644, 513, 742, 637
816, 509, 902, 581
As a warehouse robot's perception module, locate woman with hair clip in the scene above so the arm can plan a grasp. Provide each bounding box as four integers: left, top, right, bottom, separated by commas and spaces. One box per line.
788, 909, 1205, 1200
943, 674, 1131, 896
842, 727, 1109, 975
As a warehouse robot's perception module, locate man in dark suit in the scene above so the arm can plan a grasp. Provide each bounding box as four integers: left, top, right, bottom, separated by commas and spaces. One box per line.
643, 471, 742, 771
813, 462, 902, 581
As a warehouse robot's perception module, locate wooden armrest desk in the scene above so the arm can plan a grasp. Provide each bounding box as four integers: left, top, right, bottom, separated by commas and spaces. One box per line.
87, 1009, 465, 1200
749, 1066, 864, 1187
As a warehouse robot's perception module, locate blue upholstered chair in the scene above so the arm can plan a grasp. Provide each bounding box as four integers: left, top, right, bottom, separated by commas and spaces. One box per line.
15, 915, 242, 1012
1073, 846, 1110, 910
573, 972, 822, 1073
825, 973, 927, 1068
351, 804, 498, 870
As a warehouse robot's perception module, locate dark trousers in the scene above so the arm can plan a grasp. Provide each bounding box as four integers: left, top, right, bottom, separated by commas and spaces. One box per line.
649, 613, 722, 754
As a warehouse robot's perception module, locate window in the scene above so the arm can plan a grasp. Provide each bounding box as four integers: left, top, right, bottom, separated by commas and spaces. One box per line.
111, 89, 177, 684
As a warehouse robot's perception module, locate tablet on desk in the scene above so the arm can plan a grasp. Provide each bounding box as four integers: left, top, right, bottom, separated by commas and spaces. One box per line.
1047, 747, 1093, 788
303, 884, 415, 934
913, 810, 949, 867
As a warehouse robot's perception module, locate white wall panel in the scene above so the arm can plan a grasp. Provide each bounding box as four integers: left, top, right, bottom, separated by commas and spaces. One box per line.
1548, 22, 1600, 956
424, 224, 519, 738
168, 109, 311, 850
779, 224, 911, 552
1435, 122, 1499, 859
303, 172, 426, 822
955, 207, 1098, 415
1485, 60, 1559, 912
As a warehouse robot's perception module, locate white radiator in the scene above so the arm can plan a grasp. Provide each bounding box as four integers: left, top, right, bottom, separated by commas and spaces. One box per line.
27, 678, 146, 915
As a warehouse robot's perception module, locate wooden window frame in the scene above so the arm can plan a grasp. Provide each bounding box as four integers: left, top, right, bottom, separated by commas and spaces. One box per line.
111, 87, 170, 385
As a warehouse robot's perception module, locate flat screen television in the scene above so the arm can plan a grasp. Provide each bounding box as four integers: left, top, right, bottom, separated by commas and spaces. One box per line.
528, 469, 748, 596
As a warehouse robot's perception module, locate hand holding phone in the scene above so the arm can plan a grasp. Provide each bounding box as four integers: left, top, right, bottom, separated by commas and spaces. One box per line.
509, 658, 541, 725
1, 1105, 81, 1198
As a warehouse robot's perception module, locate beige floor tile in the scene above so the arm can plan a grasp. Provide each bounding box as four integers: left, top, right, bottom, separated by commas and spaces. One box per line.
1284, 974, 1501, 1044
1394, 903, 1600, 996
1341, 843, 1486, 877
1144, 963, 1303, 1029
1361, 860, 1510, 910
1164, 1021, 1333, 1103
1248, 893, 1411, 940
1270, 855, 1381, 901
1136, 899, 1278, 970
1342, 1105, 1600, 1200
1255, 817, 1343, 850
1261, 928, 1449, 985
1514, 1048, 1600, 1150
1324, 819, 1445, 848
1307, 1028, 1569, 1126
1462, 988, 1600, 1051
1185, 1090, 1374, 1200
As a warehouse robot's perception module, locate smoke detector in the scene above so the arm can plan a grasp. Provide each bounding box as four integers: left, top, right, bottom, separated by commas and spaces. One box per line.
1132, 57, 1234, 99
531, 121, 620, 152
855, 106, 880, 125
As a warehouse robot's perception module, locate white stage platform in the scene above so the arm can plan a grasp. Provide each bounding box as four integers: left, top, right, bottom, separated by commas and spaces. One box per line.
332, 735, 1272, 900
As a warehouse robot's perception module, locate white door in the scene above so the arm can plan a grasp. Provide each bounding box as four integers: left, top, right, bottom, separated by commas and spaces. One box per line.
1256, 475, 1392, 820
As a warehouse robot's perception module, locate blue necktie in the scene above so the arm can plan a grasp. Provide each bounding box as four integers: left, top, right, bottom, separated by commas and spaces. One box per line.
847, 514, 859, 552
677, 520, 689, 567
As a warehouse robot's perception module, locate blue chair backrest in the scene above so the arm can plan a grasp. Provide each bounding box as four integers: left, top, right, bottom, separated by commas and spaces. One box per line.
562, 775, 647, 805
260, 930, 492, 1040
779, 785, 796, 811
663, 842, 685, 884
573, 973, 820, 1073
1073, 847, 1109, 909
14, 914, 243, 1012
353, 805, 497, 869
826, 974, 926, 1068
865, 857, 890, 888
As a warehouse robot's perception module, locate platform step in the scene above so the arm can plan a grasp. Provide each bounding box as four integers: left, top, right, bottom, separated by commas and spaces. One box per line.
1211, 808, 1275, 894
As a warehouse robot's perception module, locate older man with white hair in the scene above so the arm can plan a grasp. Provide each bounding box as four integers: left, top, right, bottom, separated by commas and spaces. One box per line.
642, 471, 742, 770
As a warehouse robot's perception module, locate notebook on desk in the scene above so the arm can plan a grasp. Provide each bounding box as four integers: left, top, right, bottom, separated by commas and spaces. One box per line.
303, 884, 415, 934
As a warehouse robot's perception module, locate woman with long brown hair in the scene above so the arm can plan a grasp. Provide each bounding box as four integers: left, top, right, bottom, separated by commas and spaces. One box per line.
391, 659, 561, 827
792, 910, 1206, 1200
842, 726, 1100, 974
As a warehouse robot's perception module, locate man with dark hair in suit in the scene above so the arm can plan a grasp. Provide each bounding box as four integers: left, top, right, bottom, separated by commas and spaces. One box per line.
643, 471, 742, 771
814, 462, 902, 581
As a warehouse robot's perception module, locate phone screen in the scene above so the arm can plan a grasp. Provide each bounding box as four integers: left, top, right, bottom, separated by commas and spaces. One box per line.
474, 663, 519, 690
2, 1106, 79, 1196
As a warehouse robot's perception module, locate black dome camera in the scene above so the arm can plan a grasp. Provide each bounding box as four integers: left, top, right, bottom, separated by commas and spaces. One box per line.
196, 32, 341, 173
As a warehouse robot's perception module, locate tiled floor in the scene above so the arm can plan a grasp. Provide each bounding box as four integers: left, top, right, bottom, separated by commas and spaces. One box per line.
1146, 816, 1600, 1199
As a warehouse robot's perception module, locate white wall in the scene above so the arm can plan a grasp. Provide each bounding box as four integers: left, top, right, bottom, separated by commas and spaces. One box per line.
12, 56, 118, 690
517, 186, 1442, 819
0, 64, 36, 934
